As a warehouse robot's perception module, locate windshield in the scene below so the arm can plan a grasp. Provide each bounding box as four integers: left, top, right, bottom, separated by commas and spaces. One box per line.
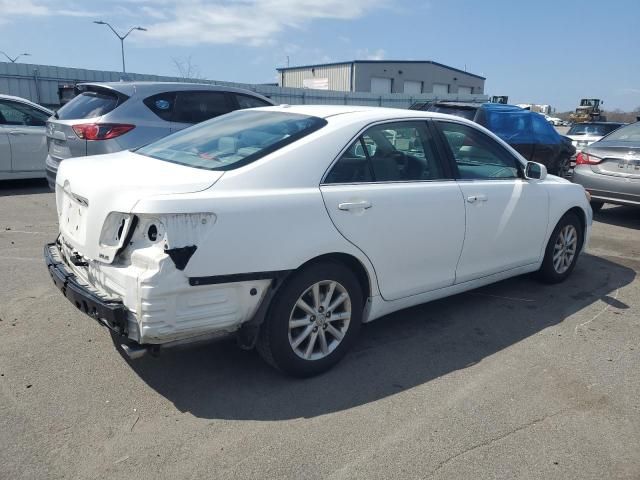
599, 122, 640, 143
568, 124, 622, 136
137, 110, 327, 170
428, 105, 477, 120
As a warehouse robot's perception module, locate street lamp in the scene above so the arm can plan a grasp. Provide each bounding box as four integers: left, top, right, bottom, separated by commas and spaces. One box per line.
0, 51, 31, 63
93, 21, 147, 73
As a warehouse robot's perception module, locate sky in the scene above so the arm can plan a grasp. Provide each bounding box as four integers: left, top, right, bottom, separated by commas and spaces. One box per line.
1, 0, 638, 112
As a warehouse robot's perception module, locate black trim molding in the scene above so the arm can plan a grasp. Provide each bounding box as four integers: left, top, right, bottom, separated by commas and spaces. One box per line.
189, 270, 291, 286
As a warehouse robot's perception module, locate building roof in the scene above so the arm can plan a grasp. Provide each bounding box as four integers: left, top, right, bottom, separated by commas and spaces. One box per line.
276, 60, 485, 80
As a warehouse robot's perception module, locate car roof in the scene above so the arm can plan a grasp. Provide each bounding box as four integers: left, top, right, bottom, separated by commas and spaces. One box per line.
0, 93, 53, 114
76, 81, 273, 101
253, 104, 480, 124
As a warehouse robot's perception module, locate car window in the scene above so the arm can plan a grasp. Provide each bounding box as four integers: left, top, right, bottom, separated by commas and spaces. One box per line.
137, 110, 327, 171
0, 101, 49, 126
437, 121, 520, 180
598, 122, 640, 143
482, 110, 534, 144
531, 114, 559, 144
325, 121, 444, 184
56, 89, 122, 120
143, 92, 176, 122
235, 94, 272, 109
173, 91, 232, 124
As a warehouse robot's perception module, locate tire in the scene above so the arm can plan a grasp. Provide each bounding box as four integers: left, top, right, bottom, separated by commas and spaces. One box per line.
537, 212, 583, 284
257, 262, 363, 377
590, 201, 604, 213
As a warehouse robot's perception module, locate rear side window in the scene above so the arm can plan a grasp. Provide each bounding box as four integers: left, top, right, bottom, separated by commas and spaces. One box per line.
531, 114, 559, 144
56, 89, 123, 120
482, 110, 534, 144
235, 94, 272, 109
143, 92, 176, 122
173, 91, 233, 124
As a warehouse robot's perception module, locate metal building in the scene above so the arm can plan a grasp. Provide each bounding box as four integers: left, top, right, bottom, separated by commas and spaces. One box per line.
278, 60, 485, 95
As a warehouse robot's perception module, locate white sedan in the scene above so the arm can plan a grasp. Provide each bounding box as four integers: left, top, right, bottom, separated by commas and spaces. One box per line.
45, 106, 592, 376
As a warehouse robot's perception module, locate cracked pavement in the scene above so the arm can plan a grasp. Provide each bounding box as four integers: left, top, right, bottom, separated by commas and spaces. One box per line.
1, 179, 639, 479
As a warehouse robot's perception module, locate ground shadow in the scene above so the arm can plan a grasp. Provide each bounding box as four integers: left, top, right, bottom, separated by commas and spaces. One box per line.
121, 253, 635, 420
594, 205, 639, 230
0, 179, 51, 197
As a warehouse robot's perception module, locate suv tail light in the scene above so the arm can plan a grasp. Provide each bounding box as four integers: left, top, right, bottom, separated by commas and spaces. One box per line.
575, 152, 602, 165
72, 123, 135, 140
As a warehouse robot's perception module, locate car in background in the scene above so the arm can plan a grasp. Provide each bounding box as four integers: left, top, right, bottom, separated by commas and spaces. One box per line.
0, 94, 52, 180
546, 116, 563, 126
572, 121, 640, 211
45, 105, 591, 376
411, 101, 575, 176
45, 82, 274, 188
566, 122, 625, 151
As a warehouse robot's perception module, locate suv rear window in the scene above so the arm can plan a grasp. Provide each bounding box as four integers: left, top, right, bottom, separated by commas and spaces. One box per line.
428, 105, 477, 120
56, 88, 124, 120
137, 110, 327, 171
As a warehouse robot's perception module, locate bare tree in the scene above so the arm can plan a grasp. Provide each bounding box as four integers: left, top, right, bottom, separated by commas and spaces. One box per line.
172, 56, 202, 80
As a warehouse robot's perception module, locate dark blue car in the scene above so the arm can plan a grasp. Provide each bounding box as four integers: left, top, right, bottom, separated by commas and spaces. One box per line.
410, 102, 576, 176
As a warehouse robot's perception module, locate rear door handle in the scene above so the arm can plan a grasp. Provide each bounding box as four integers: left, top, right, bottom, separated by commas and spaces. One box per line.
338, 200, 372, 211
466, 194, 488, 203
8, 130, 27, 135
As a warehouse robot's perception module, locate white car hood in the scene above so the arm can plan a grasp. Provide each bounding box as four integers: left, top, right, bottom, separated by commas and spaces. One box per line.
55, 150, 223, 261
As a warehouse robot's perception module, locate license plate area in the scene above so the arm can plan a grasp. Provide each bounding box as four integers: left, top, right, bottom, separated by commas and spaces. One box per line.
61, 193, 88, 243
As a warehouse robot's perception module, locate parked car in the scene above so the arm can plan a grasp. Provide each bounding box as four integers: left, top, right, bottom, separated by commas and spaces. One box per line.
572, 121, 640, 211
45, 106, 592, 376
45, 82, 274, 188
0, 94, 52, 180
547, 116, 563, 126
566, 122, 625, 151
411, 102, 576, 176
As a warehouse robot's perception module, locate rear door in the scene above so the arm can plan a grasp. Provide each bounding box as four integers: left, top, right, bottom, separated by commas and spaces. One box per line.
170, 91, 235, 132
434, 120, 549, 283
0, 99, 49, 172
321, 120, 466, 301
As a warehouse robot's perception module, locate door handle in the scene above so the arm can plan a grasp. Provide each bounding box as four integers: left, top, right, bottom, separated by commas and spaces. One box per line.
466, 194, 488, 203
338, 200, 372, 211
8, 130, 27, 135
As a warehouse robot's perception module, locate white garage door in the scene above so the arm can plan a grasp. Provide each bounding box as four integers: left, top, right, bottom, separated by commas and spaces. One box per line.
458, 86, 473, 95
371, 77, 392, 94
432, 83, 449, 94
404, 80, 422, 94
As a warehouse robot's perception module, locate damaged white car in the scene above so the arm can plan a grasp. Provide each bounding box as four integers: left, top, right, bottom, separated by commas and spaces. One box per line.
45, 105, 592, 376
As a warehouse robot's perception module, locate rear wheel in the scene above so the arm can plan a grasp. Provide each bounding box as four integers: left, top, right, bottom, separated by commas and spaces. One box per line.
257, 262, 363, 377
537, 212, 583, 284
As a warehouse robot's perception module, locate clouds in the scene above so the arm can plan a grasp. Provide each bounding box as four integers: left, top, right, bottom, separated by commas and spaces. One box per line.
2, 0, 387, 46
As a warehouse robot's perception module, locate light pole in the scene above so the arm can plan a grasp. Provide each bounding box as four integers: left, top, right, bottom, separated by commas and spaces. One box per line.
93, 21, 147, 73
0, 51, 31, 63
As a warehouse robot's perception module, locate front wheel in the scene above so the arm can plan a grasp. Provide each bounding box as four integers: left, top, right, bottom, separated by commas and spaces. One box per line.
257, 262, 363, 377
537, 212, 583, 284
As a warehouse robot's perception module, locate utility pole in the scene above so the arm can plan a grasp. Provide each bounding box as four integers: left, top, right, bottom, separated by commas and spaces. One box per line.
93, 21, 147, 73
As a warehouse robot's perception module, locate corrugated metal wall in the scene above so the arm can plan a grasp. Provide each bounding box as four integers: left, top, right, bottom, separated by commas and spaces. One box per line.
279, 63, 352, 91
0, 61, 487, 109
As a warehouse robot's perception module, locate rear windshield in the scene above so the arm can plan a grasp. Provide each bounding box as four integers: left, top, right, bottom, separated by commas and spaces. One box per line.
600, 122, 640, 143
136, 110, 327, 171
55, 89, 123, 120
567, 123, 623, 136
428, 105, 477, 120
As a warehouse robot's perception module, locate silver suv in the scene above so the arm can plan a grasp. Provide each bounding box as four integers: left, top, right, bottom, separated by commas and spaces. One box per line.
45, 82, 274, 188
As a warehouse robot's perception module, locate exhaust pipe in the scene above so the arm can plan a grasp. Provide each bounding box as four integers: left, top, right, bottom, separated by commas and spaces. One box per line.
121, 343, 149, 360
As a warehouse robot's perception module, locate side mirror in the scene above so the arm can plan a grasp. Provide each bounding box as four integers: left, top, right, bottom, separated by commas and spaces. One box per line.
524, 161, 547, 181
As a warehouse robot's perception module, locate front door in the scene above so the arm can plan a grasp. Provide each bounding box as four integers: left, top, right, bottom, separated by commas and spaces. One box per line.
0, 100, 49, 172
434, 120, 549, 283
320, 120, 466, 301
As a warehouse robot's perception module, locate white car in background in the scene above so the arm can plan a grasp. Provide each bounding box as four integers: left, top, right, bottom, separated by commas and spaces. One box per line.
566, 122, 626, 150
45, 106, 592, 376
0, 94, 52, 180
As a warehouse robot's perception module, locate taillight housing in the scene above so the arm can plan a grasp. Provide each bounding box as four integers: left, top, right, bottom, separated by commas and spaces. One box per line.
72, 123, 135, 140
575, 151, 602, 165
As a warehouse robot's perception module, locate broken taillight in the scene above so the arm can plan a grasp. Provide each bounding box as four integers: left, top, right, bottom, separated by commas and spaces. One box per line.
72, 123, 135, 140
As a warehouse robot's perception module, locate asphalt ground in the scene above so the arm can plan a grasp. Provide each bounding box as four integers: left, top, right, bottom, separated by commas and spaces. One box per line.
1, 178, 639, 480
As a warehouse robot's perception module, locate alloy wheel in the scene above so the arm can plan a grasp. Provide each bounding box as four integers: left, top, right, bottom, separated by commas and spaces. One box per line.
553, 224, 577, 274
288, 280, 352, 361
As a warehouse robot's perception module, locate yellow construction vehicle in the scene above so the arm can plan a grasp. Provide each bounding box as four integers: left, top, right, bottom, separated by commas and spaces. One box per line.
569, 98, 606, 123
